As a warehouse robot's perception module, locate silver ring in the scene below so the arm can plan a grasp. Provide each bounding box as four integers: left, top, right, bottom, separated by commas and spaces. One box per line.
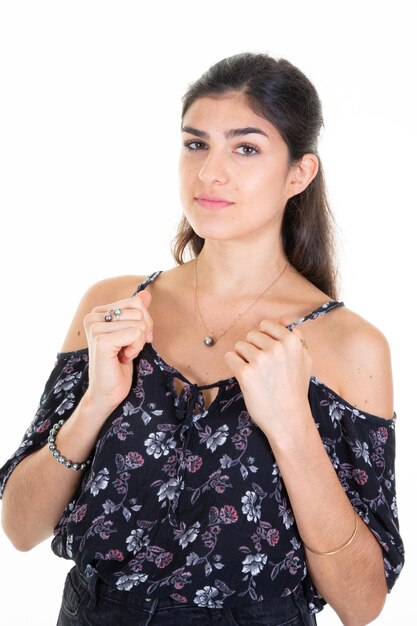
114, 307, 121, 321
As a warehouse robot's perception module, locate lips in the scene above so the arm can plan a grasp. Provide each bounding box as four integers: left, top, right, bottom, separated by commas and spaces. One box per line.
195, 193, 234, 209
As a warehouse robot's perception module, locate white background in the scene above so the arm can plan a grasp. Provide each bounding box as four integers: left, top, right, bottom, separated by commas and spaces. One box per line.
0, 1, 415, 624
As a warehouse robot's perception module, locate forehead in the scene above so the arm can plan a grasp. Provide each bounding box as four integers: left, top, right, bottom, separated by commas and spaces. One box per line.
183, 93, 278, 136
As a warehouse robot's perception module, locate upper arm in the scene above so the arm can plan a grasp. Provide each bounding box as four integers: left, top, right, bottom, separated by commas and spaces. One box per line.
60, 275, 147, 353
335, 313, 394, 419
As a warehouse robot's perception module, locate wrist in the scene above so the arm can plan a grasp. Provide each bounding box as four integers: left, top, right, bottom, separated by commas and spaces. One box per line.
49, 420, 92, 470
266, 403, 318, 453
54, 395, 111, 463
80, 390, 117, 421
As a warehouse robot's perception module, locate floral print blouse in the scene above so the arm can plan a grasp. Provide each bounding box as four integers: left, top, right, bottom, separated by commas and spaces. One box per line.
0, 272, 404, 614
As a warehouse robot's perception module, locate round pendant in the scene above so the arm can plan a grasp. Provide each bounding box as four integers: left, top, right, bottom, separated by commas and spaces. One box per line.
203, 336, 215, 347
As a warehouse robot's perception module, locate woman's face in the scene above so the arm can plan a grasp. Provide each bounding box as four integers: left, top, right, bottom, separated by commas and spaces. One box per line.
179, 92, 299, 246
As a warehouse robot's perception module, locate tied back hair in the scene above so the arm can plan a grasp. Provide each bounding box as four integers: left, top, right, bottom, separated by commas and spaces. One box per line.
172, 52, 339, 299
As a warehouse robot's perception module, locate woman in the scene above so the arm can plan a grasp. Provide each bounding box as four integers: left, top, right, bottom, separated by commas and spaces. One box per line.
0, 53, 404, 625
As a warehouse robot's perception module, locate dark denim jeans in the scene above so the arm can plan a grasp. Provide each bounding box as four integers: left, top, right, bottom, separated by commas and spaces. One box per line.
57, 565, 317, 626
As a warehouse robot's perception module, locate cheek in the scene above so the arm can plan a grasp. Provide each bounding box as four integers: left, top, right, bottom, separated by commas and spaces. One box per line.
179, 159, 197, 189
178, 165, 192, 203
239, 171, 276, 206
254, 167, 287, 201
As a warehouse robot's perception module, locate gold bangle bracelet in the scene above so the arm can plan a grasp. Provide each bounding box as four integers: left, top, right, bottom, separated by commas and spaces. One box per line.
303, 513, 359, 556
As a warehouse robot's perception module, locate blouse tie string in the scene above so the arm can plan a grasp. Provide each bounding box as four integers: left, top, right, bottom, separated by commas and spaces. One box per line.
166, 379, 217, 527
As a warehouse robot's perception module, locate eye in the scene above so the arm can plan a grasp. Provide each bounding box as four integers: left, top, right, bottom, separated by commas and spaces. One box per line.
183, 140, 207, 151
235, 143, 260, 156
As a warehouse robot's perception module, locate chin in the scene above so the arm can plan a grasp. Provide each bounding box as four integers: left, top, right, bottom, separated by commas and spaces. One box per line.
187, 215, 248, 240
186, 219, 236, 241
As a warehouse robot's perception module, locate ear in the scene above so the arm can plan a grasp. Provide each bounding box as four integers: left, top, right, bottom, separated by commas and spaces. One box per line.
286, 154, 319, 198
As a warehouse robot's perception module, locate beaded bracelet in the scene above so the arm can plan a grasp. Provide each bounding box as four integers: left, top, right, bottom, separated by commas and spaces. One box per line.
303, 513, 359, 556
48, 420, 91, 471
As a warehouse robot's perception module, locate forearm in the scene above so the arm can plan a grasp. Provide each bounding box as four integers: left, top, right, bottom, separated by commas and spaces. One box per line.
1, 396, 106, 551
268, 407, 387, 626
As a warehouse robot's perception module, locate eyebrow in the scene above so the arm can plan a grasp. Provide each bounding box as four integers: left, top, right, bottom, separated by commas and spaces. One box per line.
181, 125, 269, 139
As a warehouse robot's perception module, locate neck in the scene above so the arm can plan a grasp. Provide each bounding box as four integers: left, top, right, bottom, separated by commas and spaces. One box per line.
193, 240, 289, 298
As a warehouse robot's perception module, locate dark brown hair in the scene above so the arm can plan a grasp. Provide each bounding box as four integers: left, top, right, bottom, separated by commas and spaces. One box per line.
172, 52, 338, 299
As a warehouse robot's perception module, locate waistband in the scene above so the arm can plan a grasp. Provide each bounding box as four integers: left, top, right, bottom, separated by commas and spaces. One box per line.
72, 565, 316, 623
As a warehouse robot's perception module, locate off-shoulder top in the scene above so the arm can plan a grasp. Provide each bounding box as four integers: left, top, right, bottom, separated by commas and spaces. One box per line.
0, 271, 404, 614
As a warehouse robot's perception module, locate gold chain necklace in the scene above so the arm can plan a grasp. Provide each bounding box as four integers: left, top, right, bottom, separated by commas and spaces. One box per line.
193, 256, 289, 347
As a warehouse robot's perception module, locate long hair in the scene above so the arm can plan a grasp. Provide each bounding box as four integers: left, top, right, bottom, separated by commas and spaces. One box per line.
172, 52, 338, 299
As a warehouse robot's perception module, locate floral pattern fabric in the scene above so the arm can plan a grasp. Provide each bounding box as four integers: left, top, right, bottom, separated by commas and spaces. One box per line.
0, 272, 404, 614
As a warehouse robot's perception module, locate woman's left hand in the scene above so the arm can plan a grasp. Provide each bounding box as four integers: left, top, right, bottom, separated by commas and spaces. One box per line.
224, 319, 313, 440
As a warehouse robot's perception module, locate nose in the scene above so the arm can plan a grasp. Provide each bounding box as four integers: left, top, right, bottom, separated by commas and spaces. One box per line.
198, 148, 229, 185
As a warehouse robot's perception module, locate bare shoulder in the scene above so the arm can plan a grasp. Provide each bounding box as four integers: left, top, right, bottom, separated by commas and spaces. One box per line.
60, 274, 148, 353
326, 306, 394, 419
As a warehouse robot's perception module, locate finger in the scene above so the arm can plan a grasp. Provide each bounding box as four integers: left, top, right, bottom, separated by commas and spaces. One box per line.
90, 326, 149, 361
258, 318, 290, 340
134, 289, 152, 308
120, 330, 150, 358
135, 293, 153, 341
233, 340, 262, 364
245, 329, 276, 350
118, 348, 133, 365
92, 290, 152, 314
90, 292, 153, 341
118, 339, 147, 364
278, 317, 292, 329
89, 320, 148, 336
88, 309, 145, 325
224, 350, 248, 377
102, 305, 153, 342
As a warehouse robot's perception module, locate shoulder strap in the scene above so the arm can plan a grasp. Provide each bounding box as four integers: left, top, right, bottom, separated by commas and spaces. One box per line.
131, 271, 163, 297
286, 300, 345, 331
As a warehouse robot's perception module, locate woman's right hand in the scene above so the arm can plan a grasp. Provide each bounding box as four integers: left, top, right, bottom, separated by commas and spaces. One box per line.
1, 281, 154, 552
82, 290, 153, 416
